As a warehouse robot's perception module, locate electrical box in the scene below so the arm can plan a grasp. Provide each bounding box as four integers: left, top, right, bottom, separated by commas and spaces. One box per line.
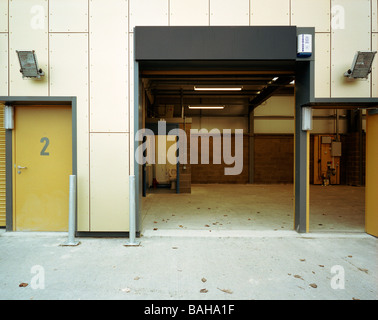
331, 141, 342, 157
321, 136, 332, 144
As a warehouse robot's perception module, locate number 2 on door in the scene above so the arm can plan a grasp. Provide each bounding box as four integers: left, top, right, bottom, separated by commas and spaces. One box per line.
40, 137, 50, 156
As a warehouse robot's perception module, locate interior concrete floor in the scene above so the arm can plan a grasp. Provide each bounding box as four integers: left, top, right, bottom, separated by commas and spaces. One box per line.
142, 184, 365, 235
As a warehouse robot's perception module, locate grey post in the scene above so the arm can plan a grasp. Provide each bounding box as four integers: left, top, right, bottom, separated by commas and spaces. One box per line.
125, 175, 140, 246
61, 175, 80, 246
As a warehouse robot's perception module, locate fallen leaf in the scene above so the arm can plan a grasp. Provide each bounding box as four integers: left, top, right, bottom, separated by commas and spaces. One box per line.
319, 265, 324, 268
201, 277, 207, 283
352, 297, 360, 300
134, 276, 140, 280
19, 283, 28, 287
172, 246, 178, 249
294, 275, 303, 280
300, 259, 306, 262
358, 268, 368, 274
309, 283, 317, 288
217, 288, 233, 294
204, 224, 210, 227
121, 288, 131, 293
179, 225, 183, 228
153, 221, 157, 223
200, 289, 208, 293
153, 228, 158, 231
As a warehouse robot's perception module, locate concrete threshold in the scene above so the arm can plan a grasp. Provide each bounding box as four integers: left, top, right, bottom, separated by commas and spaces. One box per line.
141, 229, 373, 239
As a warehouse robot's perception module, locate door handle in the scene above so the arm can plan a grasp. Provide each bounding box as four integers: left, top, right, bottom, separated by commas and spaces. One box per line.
17, 165, 27, 174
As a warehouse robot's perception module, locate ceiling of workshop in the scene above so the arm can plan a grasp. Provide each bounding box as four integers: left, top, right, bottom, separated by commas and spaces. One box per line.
141, 68, 295, 119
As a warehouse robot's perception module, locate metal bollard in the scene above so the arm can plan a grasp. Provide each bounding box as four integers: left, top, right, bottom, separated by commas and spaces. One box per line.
125, 175, 140, 246
61, 175, 80, 246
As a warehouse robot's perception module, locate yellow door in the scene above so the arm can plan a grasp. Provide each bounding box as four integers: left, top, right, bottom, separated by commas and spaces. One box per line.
14, 106, 72, 231
366, 113, 378, 237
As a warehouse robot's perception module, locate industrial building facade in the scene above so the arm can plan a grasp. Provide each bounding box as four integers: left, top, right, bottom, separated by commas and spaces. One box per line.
0, 0, 377, 237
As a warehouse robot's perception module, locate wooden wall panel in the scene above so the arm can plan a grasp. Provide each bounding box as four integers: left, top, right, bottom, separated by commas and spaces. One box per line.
89, 0, 128, 132
291, 0, 330, 32
129, 0, 168, 32
331, 0, 371, 97
0, 33, 8, 95
170, 0, 209, 26
49, 0, 88, 32
9, 0, 48, 96
49, 33, 90, 231
250, 0, 290, 26
210, 0, 249, 26
315, 33, 331, 97
90, 133, 129, 231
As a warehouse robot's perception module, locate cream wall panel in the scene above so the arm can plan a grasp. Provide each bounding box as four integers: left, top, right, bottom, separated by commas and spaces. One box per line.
210, 0, 249, 26
89, 0, 128, 133
49, 0, 88, 32
331, 0, 371, 97
372, 33, 378, 97
291, 0, 330, 32
0, 0, 8, 32
9, 0, 48, 96
373, 0, 377, 32
129, 0, 168, 32
254, 96, 294, 116
90, 133, 129, 232
192, 117, 248, 132
0, 33, 8, 95
250, 0, 289, 26
49, 33, 90, 231
254, 119, 294, 134
170, 0, 209, 26
315, 33, 331, 97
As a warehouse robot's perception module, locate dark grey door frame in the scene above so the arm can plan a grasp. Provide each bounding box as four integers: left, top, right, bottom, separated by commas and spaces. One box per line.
134, 26, 314, 233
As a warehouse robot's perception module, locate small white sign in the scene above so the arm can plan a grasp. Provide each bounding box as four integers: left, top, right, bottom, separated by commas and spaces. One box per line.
297, 34, 312, 57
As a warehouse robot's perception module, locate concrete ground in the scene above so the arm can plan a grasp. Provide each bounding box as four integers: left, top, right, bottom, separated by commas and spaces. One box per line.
0, 184, 376, 300
142, 184, 366, 233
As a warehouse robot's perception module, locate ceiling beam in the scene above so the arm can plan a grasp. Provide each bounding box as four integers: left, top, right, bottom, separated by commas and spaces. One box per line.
248, 77, 294, 110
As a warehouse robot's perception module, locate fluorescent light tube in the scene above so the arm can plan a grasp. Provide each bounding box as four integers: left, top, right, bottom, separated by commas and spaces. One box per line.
194, 86, 242, 91
188, 105, 225, 109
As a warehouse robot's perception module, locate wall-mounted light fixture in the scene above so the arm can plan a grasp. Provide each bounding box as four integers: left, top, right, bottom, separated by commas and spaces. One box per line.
194, 86, 242, 91
16, 50, 45, 79
4, 105, 14, 130
344, 51, 376, 79
188, 105, 225, 110
302, 106, 313, 131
